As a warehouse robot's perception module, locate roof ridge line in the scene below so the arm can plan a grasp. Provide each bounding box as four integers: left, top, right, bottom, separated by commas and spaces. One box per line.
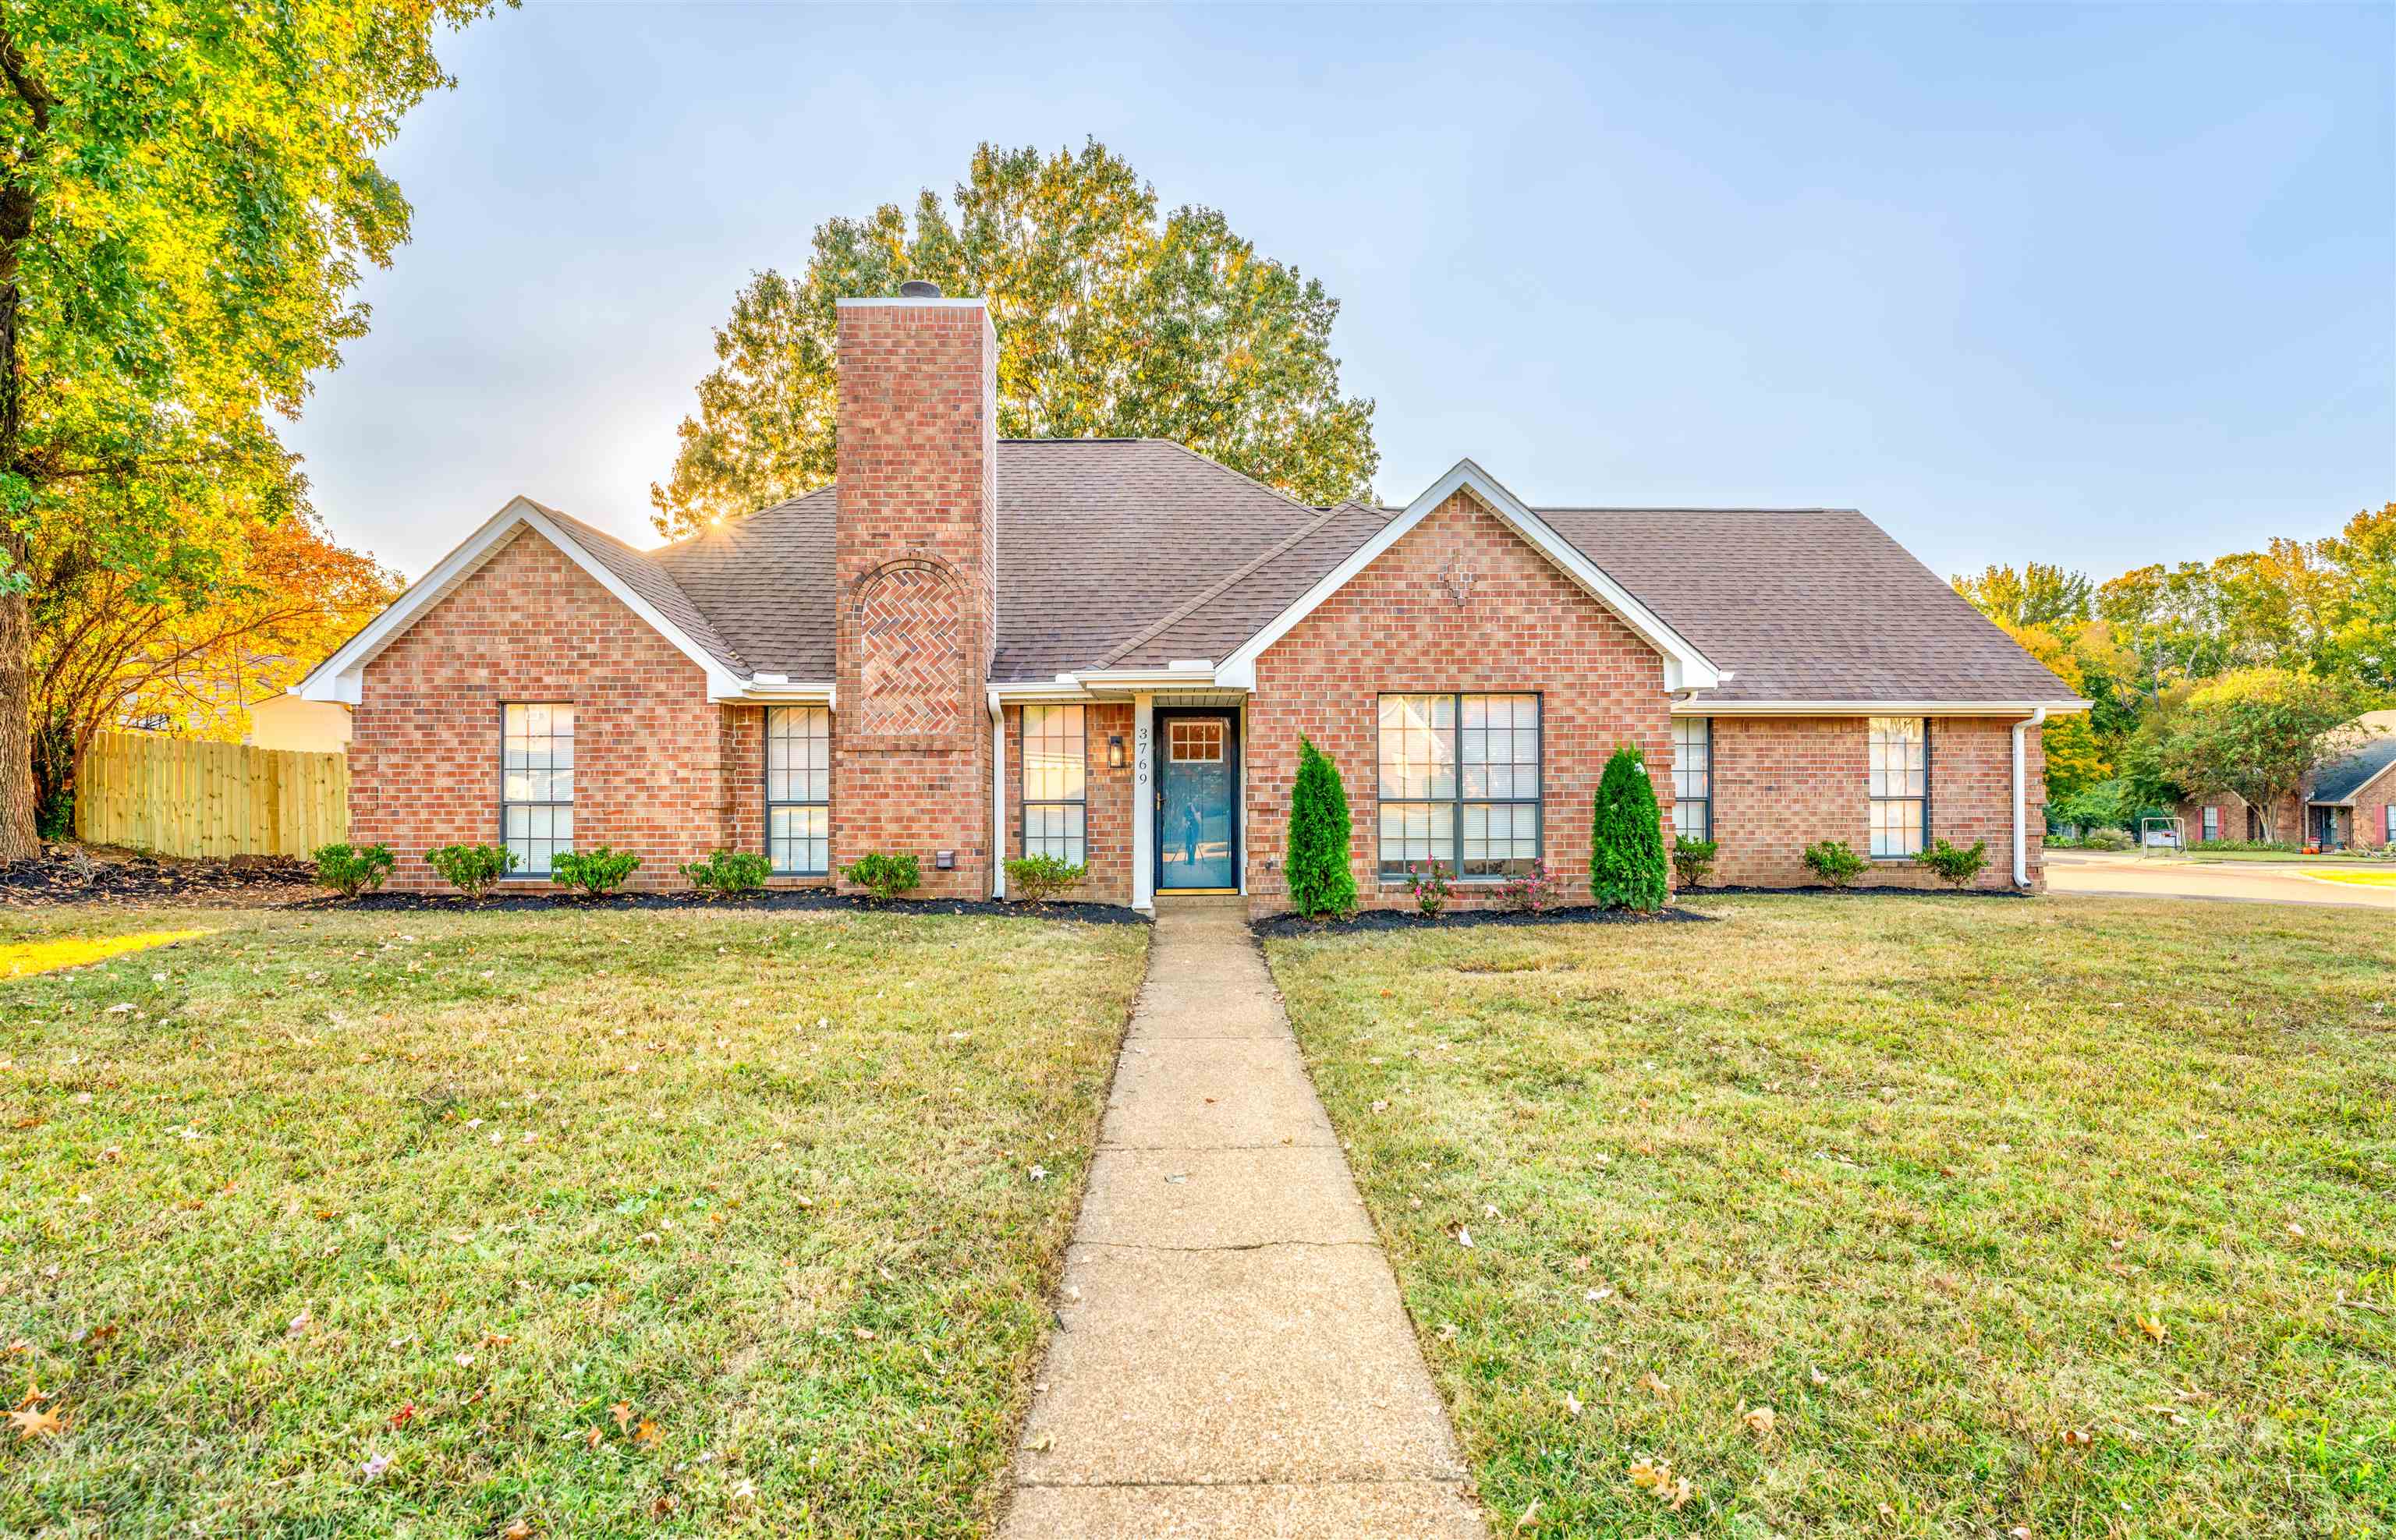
1090, 503, 1359, 671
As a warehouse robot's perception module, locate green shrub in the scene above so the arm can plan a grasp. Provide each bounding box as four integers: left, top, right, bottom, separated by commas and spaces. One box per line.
35, 787, 73, 842
1590, 745, 1668, 912
2082, 827, 2135, 851
1405, 862, 1450, 916
311, 842, 395, 899
426, 843, 517, 897
1005, 853, 1086, 905
1912, 837, 1990, 889
842, 852, 921, 904
1802, 839, 1866, 889
1670, 834, 1719, 890
1285, 736, 1357, 919
680, 849, 771, 896
551, 846, 640, 895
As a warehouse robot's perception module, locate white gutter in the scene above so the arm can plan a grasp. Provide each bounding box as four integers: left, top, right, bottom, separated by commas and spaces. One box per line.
2013, 706, 2047, 887
1674, 698, 2089, 717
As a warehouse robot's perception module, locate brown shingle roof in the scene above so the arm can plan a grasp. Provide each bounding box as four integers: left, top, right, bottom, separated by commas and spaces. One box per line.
1538, 508, 2078, 703
599, 440, 2073, 706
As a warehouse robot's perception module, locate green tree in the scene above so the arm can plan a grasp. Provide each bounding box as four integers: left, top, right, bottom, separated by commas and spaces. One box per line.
0, 2, 502, 859
1590, 745, 1668, 912
2155, 669, 2380, 842
2321, 503, 2395, 691
1285, 736, 1356, 918
1951, 562, 2093, 631
650, 140, 1380, 537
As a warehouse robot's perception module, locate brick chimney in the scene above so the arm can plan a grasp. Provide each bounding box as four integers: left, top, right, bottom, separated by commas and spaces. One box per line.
831, 289, 998, 897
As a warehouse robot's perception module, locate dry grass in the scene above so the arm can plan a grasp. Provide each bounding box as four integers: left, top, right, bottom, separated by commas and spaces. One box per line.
0, 903, 1147, 1536
1267, 894, 2396, 1537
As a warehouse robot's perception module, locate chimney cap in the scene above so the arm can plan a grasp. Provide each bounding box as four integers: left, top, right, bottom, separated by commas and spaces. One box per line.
897, 279, 943, 299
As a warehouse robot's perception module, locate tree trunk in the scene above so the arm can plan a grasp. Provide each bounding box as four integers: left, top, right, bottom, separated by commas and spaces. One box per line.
0, 27, 44, 862
0, 559, 31, 859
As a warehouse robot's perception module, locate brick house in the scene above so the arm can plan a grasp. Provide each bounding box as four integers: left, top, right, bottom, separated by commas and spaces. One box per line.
2177, 711, 2396, 851
299, 289, 2088, 912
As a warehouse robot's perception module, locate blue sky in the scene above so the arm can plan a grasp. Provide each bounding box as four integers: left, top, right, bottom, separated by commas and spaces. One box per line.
284, 2, 2394, 585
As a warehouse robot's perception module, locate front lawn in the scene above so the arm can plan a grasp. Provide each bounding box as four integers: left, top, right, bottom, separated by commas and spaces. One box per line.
1268, 894, 2396, 1537
2, 904, 1147, 1536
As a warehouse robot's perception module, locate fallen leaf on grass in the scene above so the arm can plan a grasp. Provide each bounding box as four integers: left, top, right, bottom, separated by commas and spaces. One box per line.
1741, 1405, 1777, 1436
2138, 1315, 2167, 1344
9, 1404, 64, 1440
729, 1478, 757, 1503
610, 1401, 635, 1432
584, 1425, 603, 1450
1664, 1477, 1696, 1512
502, 1521, 534, 1540
1514, 1497, 1540, 1529
633, 1418, 661, 1448
2060, 1427, 2093, 1448
1629, 1457, 1671, 1489
1563, 1390, 1582, 1418
1455, 1227, 1473, 1248
1809, 1367, 1829, 1386
1638, 1372, 1671, 1396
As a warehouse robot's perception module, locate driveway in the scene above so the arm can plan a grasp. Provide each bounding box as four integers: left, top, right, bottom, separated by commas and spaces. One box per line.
2046, 848, 2396, 909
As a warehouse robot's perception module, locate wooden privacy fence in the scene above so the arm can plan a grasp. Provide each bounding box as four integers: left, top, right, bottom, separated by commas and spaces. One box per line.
76, 732, 349, 859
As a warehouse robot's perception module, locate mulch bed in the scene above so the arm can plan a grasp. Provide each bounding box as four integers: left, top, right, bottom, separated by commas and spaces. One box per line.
1, 846, 319, 908
318, 889, 1150, 924
1254, 904, 1715, 937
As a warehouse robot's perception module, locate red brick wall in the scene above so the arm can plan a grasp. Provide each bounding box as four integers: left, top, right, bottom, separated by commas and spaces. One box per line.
353, 529, 735, 890
1242, 487, 1675, 915
2352, 764, 2396, 850
1003, 703, 1136, 905
831, 298, 998, 897
2176, 791, 2301, 844
1703, 715, 2040, 890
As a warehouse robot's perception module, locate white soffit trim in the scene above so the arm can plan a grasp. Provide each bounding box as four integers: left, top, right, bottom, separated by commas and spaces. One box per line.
1211, 458, 1724, 692
295, 497, 747, 704
1671, 698, 2094, 717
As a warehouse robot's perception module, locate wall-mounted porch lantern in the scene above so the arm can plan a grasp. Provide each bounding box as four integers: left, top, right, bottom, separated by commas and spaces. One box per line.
1107, 735, 1127, 769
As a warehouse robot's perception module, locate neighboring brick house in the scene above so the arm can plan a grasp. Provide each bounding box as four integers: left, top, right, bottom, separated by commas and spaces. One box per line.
300, 289, 2088, 912
2178, 715, 2396, 850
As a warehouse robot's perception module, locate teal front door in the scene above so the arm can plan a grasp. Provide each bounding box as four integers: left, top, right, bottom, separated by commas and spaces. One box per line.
1157, 712, 1239, 890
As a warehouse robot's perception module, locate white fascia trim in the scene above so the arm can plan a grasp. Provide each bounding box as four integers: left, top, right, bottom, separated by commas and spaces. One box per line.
1211, 458, 1724, 692
296, 497, 749, 705
722, 681, 837, 706
988, 664, 1228, 702
833, 296, 989, 310
1673, 698, 2093, 717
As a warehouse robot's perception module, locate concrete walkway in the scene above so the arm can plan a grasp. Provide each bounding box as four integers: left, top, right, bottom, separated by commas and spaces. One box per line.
1000, 900, 1484, 1539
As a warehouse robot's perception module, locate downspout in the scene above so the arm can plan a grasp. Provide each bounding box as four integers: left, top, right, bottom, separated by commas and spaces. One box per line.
2012, 706, 2047, 887
989, 690, 1006, 900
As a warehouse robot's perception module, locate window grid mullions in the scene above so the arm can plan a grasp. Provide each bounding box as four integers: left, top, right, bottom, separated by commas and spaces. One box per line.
765, 706, 831, 876
1377, 692, 1542, 880
1023, 704, 1088, 865
501, 703, 575, 877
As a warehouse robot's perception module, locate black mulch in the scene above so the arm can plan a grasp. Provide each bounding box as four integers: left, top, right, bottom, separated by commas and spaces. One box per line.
1, 847, 318, 908
320, 889, 1150, 925
1253, 903, 1715, 937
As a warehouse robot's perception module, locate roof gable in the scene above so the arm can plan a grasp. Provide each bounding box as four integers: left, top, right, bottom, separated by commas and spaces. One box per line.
1214, 459, 1724, 692
296, 497, 750, 703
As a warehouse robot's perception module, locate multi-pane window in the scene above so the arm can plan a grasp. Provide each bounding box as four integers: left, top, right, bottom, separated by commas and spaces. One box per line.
1377, 693, 1541, 879
1671, 717, 1712, 841
2201, 805, 2220, 841
1867, 717, 1927, 858
502, 703, 574, 875
1023, 704, 1086, 865
2385, 805, 2394, 844
766, 706, 830, 875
